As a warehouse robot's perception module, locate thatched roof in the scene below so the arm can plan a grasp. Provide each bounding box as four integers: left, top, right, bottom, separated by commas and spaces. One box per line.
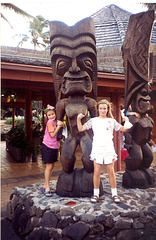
92, 4, 131, 48
1, 4, 156, 76
92, 4, 156, 74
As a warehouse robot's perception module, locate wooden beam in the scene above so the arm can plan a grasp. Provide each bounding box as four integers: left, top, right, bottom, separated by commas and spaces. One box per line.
1, 79, 54, 91
1, 62, 52, 73
1, 69, 53, 83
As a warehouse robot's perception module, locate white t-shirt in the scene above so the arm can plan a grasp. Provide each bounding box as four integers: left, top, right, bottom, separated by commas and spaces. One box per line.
85, 117, 122, 164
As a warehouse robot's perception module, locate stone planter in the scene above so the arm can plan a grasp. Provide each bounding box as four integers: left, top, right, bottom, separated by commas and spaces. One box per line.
6, 140, 26, 162
32, 154, 38, 162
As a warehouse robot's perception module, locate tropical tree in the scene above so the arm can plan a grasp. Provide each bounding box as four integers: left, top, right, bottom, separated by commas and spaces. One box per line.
29, 15, 50, 49
140, 3, 156, 19
1, 3, 50, 49
17, 15, 50, 49
1, 3, 34, 28
140, 3, 156, 11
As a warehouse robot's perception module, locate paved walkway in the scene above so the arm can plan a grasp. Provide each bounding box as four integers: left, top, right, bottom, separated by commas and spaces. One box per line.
1, 140, 156, 217
1, 141, 83, 214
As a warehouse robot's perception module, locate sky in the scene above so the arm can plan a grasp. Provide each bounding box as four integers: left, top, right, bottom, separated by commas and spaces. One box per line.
0, 0, 154, 48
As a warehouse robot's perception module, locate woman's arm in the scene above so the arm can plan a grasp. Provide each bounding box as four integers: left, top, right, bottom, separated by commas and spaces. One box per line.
77, 113, 87, 132
120, 116, 133, 132
120, 125, 127, 132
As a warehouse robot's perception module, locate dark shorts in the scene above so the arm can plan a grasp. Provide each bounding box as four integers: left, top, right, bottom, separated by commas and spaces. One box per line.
41, 143, 58, 164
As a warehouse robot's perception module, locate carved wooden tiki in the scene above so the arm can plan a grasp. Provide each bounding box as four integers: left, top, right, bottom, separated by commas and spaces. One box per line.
122, 10, 155, 188
49, 18, 103, 197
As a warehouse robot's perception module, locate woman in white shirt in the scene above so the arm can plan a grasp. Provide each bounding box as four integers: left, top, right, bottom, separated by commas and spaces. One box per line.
77, 99, 132, 203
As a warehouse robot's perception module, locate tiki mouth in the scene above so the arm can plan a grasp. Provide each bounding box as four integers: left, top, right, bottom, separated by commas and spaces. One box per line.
139, 93, 151, 105
63, 76, 90, 88
133, 84, 153, 113
61, 72, 92, 95
136, 94, 152, 113
64, 76, 88, 81
139, 99, 150, 108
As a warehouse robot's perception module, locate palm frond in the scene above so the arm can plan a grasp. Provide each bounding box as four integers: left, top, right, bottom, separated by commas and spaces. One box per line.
0, 12, 13, 28
140, 3, 156, 11
1, 3, 34, 19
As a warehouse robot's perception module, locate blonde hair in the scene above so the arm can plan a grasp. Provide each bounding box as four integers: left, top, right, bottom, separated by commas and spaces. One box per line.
97, 99, 114, 118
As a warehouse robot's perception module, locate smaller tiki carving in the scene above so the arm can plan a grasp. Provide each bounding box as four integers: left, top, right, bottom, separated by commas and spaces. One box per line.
122, 10, 155, 188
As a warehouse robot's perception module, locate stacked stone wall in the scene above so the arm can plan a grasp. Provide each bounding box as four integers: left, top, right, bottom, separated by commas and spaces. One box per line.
6, 167, 156, 240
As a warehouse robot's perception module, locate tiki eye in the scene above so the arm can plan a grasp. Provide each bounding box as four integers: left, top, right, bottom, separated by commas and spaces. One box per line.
84, 59, 93, 69
57, 60, 67, 70
56, 57, 70, 76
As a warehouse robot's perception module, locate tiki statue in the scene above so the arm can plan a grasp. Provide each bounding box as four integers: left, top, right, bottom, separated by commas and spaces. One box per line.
122, 10, 155, 188
49, 18, 103, 197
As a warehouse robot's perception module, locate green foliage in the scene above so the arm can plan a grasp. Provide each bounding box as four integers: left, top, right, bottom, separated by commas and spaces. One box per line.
5, 118, 12, 124
29, 15, 50, 49
7, 122, 31, 156
1, 109, 8, 119
5, 118, 24, 125
32, 142, 41, 157
6, 118, 43, 158
32, 122, 43, 156
17, 15, 50, 49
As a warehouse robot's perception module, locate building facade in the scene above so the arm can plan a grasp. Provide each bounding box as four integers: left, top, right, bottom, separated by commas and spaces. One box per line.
1, 5, 156, 170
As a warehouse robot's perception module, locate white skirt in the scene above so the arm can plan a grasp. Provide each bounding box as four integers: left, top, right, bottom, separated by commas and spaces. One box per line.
90, 145, 117, 165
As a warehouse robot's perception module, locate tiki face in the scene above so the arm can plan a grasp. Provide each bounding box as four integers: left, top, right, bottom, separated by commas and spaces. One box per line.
53, 51, 96, 96
131, 81, 153, 114
49, 17, 97, 100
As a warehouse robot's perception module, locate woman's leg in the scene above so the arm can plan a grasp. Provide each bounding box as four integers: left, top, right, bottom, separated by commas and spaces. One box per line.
49, 163, 55, 179
92, 161, 102, 198
90, 161, 101, 202
106, 162, 116, 188
106, 162, 120, 202
93, 161, 102, 189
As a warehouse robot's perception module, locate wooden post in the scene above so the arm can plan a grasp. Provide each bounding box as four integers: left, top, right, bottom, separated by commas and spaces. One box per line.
42, 89, 56, 132
25, 89, 32, 142
111, 93, 121, 172
12, 102, 15, 128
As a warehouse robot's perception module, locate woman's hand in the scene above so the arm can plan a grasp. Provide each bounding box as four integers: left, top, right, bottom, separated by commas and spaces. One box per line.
77, 113, 85, 120
77, 113, 87, 132
57, 120, 63, 127
50, 120, 64, 138
123, 116, 129, 122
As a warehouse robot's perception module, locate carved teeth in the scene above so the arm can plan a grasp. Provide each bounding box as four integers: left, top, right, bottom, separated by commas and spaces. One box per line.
64, 77, 87, 81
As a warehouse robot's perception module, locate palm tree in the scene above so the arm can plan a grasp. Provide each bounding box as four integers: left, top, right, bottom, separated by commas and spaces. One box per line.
29, 15, 49, 49
140, 3, 156, 11
17, 34, 30, 47
17, 15, 50, 49
1, 3, 50, 49
140, 3, 156, 19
